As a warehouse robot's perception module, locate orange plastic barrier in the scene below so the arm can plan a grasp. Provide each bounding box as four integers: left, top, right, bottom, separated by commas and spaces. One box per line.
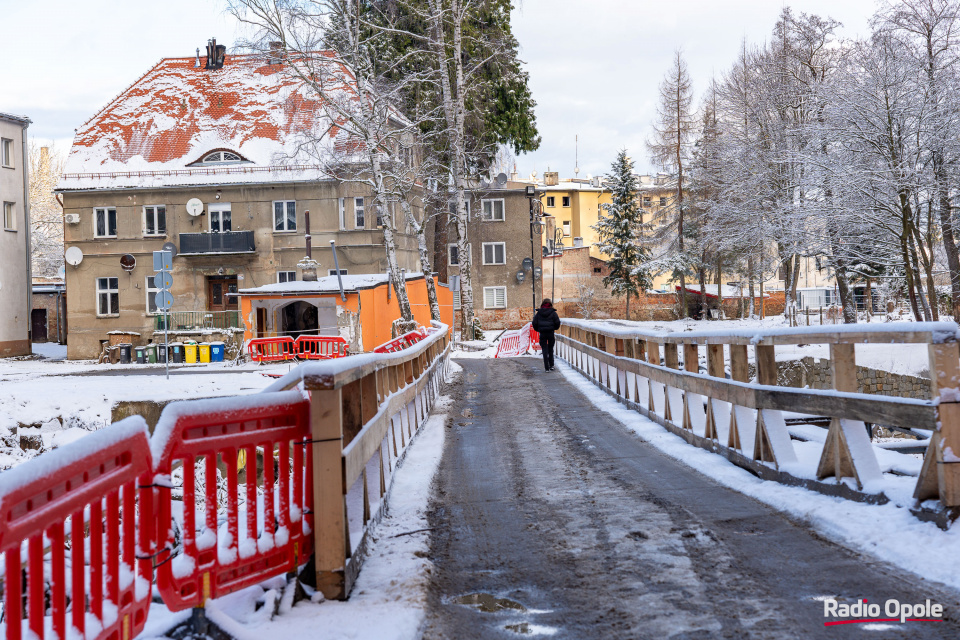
248, 336, 297, 362
296, 335, 349, 360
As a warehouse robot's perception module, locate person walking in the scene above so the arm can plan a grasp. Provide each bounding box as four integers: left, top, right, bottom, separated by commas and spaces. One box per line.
532, 299, 561, 371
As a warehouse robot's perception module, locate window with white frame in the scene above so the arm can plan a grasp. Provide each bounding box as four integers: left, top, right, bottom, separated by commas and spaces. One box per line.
546, 196, 555, 207
448, 243, 460, 266
482, 242, 506, 265
338, 198, 346, 230
483, 286, 506, 309
354, 197, 365, 228
328, 269, 348, 276
143, 205, 166, 236
277, 271, 297, 283
146, 276, 160, 314
97, 277, 119, 316
274, 200, 296, 232
200, 150, 243, 164
94, 207, 117, 238
562, 196, 571, 207
209, 203, 231, 232
3, 202, 14, 231
481, 199, 505, 222
447, 200, 470, 223
562, 220, 571, 236
1, 139, 12, 168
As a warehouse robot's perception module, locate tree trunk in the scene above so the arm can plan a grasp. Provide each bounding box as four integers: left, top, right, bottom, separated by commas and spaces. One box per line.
403, 200, 441, 322
865, 278, 873, 318
698, 265, 707, 320
901, 234, 923, 322
747, 257, 756, 318
625, 290, 630, 321
790, 254, 801, 317
908, 235, 932, 321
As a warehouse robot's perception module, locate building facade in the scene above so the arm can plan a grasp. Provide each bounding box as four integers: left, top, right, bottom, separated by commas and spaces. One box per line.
57, 47, 423, 359
0, 112, 31, 357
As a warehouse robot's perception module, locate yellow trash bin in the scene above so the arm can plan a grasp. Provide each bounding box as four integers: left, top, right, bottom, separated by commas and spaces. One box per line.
184, 343, 198, 364
198, 343, 211, 363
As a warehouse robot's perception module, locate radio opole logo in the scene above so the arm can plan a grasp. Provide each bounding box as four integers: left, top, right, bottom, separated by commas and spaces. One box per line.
823, 598, 944, 626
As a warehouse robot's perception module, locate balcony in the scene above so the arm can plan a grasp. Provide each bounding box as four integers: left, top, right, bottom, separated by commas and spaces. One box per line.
179, 231, 255, 255
155, 310, 242, 331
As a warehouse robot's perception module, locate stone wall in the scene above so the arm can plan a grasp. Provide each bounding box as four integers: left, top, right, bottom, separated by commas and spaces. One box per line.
772, 356, 931, 400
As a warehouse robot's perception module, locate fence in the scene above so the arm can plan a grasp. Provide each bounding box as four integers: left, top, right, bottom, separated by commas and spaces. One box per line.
556, 319, 960, 516
495, 323, 541, 358
155, 310, 242, 331
372, 328, 428, 354
0, 322, 451, 638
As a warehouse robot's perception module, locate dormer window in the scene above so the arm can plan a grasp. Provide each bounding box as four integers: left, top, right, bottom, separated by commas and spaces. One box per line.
188, 149, 250, 166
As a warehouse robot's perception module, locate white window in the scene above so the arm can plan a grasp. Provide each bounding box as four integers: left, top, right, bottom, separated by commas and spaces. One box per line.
546, 196, 555, 207
278, 271, 297, 283
483, 286, 506, 309
209, 203, 231, 232
354, 197, 365, 228
338, 198, 346, 230
448, 243, 460, 266
328, 269, 348, 276
143, 205, 166, 236
97, 277, 119, 316
660, 196, 667, 207
482, 242, 506, 265
1, 139, 12, 168
562, 196, 570, 207
3, 202, 14, 231
642, 197, 651, 208
94, 207, 117, 238
200, 150, 243, 164
274, 200, 296, 232
481, 199, 505, 222
562, 220, 571, 235
447, 200, 470, 223
146, 276, 160, 314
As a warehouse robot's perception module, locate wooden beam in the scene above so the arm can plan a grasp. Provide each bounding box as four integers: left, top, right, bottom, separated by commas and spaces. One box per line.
310, 388, 346, 600
755, 345, 777, 386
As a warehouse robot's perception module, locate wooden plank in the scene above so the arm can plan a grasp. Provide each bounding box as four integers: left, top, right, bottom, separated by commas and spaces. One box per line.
310, 388, 347, 600
817, 418, 883, 491
664, 343, 679, 370
755, 345, 777, 386
729, 345, 749, 383
707, 344, 724, 378
683, 344, 699, 374
830, 344, 857, 393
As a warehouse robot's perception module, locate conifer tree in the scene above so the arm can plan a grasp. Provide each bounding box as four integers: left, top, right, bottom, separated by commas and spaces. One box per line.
594, 150, 651, 320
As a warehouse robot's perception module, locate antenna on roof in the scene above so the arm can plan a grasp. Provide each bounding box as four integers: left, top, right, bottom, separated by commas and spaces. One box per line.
574, 134, 579, 179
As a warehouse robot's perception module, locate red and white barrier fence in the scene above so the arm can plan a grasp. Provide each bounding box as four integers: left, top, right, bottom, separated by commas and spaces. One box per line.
495, 323, 541, 358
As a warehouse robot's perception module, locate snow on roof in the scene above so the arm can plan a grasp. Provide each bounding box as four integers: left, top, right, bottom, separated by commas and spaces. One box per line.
0, 112, 31, 125
57, 52, 361, 191
238, 272, 425, 296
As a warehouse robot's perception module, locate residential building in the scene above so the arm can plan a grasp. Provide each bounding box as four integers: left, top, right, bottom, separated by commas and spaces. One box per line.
430, 182, 543, 329
57, 42, 423, 359
0, 112, 31, 357
32, 276, 67, 344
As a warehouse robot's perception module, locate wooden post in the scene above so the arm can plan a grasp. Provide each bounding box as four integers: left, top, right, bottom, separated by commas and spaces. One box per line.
706, 344, 724, 378
755, 345, 777, 386
683, 343, 699, 373
915, 342, 960, 505
663, 343, 679, 370
729, 345, 749, 383
830, 343, 856, 393
310, 388, 347, 599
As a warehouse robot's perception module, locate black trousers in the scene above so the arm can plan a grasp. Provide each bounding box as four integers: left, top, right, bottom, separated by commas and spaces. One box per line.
539, 333, 556, 370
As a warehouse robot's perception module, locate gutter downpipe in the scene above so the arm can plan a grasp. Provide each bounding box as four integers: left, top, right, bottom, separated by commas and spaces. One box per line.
21, 120, 32, 348
329, 240, 346, 302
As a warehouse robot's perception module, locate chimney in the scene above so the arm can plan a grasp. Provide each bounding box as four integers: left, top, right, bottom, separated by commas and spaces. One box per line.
204, 38, 226, 70
195, 47, 201, 68
269, 41, 283, 65
510, 162, 518, 182
297, 209, 320, 281
543, 171, 559, 186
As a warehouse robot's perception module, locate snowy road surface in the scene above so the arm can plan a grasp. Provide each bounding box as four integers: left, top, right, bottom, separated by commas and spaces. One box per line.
421, 358, 960, 639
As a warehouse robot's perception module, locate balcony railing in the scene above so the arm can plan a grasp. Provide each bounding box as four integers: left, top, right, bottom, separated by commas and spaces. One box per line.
179, 231, 255, 255
155, 310, 242, 331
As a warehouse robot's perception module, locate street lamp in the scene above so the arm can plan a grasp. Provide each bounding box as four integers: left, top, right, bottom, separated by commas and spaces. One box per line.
526, 185, 542, 313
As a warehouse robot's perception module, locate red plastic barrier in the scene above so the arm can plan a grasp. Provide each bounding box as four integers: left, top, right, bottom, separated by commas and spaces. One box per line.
152, 393, 314, 611
248, 337, 297, 362
530, 328, 542, 353
296, 335, 349, 360
373, 329, 426, 354
0, 420, 153, 640
495, 323, 535, 358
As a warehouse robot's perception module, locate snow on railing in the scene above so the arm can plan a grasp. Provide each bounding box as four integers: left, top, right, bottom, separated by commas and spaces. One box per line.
558, 319, 960, 526
0, 323, 452, 638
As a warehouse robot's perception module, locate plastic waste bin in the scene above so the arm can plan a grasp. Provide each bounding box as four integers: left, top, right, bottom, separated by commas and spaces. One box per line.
184, 342, 198, 364
145, 344, 158, 364
170, 342, 184, 363
156, 343, 168, 364
210, 341, 225, 362
198, 343, 211, 363
119, 343, 133, 364
134, 347, 146, 364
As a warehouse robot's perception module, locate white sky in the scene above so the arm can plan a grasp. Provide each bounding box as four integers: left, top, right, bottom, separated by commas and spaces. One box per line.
0, 0, 878, 173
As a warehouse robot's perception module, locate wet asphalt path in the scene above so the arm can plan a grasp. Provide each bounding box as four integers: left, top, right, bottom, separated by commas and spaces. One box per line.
421, 358, 960, 639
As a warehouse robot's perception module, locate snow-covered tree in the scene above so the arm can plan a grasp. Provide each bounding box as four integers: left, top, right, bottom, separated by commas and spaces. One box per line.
593, 149, 650, 320
29, 143, 65, 278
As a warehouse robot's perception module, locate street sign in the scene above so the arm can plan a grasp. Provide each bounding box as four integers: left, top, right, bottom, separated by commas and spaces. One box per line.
155, 271, 173, 290
153, 250, 173, 272
156, 290, 174, 310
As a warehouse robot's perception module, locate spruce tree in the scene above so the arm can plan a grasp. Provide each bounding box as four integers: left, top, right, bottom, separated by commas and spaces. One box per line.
594, 150, 651, 320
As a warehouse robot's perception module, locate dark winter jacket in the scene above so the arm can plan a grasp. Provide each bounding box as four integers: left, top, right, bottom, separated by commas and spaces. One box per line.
532, 306, 561, 336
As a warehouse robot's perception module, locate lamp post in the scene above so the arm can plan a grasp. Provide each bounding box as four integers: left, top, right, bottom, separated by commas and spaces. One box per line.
526, 185, 543, 313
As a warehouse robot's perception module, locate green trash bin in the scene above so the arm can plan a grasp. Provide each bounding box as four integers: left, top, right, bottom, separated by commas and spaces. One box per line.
145, 344, 158, 364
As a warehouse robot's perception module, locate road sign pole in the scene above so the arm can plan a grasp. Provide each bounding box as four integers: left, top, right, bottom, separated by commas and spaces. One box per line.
165, 307, 169, 380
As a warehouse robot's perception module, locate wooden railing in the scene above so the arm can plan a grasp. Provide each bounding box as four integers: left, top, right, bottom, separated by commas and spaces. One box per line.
265, 321, 452, 599
557, 320, 960, 517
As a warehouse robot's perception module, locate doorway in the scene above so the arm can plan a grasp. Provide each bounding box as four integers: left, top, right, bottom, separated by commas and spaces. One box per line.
31, 309, 48, 342
207, 276, 239, 312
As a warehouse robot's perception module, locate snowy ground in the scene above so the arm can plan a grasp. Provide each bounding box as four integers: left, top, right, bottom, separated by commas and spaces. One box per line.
0, 344, 294, 469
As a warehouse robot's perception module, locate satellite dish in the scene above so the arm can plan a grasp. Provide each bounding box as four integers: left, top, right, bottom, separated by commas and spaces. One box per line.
57, 266, 66, 279
120, 254, 136, 272
162, 241, 178, 258
516, 271, 525, 284
65, 246, 84, 266
186, 198, 204, 217
495, 173, 508, 187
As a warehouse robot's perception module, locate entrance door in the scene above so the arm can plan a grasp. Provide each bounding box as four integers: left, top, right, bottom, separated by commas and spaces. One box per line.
207, 276, 239, 312
31, 309, 48, 342
256, 307, 267, 338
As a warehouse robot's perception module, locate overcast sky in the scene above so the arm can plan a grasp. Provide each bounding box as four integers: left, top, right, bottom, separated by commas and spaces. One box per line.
1, 0, 879, 175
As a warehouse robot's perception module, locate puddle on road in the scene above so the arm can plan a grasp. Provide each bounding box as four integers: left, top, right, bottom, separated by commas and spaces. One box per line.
466, 390, 479, 399
461, 407, 475, 418
453, 592, 526, 613
504, 622, 559, 636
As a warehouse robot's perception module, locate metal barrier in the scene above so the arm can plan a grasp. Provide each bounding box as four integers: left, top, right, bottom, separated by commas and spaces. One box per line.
151, 391, 314, 611
247, 336, 297, 362
296, 335, 349, 360
0, 418, 154, 640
